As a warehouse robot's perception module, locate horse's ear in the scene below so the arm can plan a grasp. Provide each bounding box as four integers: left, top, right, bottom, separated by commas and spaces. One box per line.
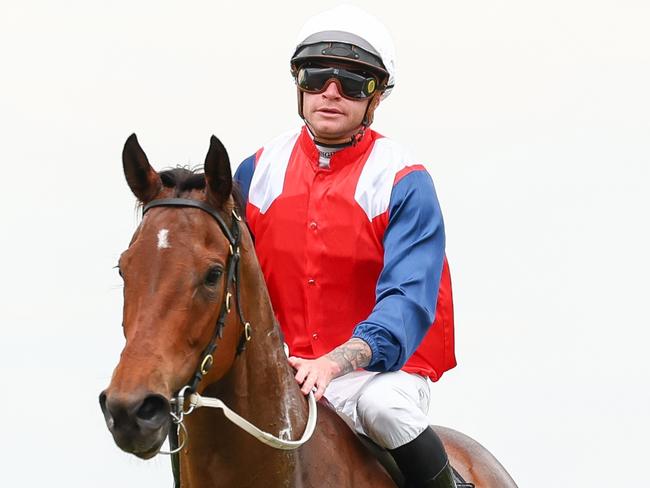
204, 135, 232, 208
122, 134, 162, 203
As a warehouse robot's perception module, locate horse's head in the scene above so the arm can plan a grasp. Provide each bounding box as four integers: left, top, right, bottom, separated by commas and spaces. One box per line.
100, 134, 245, 458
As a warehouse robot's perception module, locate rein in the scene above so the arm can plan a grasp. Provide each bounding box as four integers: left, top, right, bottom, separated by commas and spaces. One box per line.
167, 386, 318, 451
141, 198, 317, 460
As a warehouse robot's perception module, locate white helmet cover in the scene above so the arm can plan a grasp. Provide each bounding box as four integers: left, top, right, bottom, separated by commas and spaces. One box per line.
294, 5, 396, 99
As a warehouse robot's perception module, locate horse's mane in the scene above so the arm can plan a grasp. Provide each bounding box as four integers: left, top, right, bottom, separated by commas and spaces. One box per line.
159, 166, 246, 216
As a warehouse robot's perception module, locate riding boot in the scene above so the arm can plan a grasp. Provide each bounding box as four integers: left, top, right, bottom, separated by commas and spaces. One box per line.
419, 462, 456, 488
389, 427, 455, 488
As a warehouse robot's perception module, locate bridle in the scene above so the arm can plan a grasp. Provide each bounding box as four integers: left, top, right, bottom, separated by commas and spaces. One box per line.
143, 197, 251, 393
140, 198, 317, 459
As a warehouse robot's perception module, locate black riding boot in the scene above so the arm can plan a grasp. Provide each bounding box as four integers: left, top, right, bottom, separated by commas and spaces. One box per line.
389, 427, 456, 488
420, 462, 456, 487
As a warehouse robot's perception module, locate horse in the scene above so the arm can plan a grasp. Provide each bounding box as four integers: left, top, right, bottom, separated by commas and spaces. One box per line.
99, 134, 518, 488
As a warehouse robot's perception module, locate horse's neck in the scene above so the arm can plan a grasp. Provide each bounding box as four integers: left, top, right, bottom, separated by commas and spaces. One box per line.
214, 234, 308, 440
180, 227, 310, 486
194, 234, 308, 440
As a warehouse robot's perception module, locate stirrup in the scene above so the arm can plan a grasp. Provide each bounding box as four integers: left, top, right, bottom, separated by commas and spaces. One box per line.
451, 465, 475, 488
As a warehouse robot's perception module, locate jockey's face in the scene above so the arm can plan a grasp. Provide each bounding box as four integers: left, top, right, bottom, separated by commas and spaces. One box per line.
302, 80, 373, 144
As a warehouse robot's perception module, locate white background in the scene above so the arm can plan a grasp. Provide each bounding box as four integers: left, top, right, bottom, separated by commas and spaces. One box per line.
1, 1, 648, 487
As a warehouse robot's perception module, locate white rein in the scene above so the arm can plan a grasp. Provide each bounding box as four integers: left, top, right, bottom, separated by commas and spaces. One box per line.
160, 386, 318, 454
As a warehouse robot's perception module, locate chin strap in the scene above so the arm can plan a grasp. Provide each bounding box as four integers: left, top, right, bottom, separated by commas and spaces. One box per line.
351, 125, 367, 145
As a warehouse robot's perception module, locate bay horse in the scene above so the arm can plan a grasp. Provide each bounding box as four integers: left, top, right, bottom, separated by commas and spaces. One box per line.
100, 134, 518, 487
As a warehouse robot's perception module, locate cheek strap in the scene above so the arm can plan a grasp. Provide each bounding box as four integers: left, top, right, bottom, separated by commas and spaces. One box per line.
362, 92, 381, 126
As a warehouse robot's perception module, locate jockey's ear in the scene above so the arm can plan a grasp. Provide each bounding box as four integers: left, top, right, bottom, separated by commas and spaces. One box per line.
122, 133, 162, 203
204, 135, 232, 208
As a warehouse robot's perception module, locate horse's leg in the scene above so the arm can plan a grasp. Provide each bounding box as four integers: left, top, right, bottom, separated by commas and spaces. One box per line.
433, 426, 518, 488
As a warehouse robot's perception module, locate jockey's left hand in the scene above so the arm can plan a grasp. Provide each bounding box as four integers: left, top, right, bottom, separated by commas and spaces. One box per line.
288, 355, 340, 401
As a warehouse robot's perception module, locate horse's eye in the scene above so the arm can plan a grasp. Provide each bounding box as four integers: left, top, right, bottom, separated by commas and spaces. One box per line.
205, 266, 223, 287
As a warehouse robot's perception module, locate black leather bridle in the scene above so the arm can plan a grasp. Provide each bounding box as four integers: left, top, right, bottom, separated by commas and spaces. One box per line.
142, 198, 252, 394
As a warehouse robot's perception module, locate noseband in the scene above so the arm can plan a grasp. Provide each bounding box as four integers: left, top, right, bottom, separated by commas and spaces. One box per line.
141, 198, 317, 458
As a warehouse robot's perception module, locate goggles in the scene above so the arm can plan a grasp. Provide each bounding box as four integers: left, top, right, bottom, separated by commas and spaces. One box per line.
295, 66, 381, 100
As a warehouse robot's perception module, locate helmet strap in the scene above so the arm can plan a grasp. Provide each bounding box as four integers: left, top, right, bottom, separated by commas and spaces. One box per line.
362, 92, 381, 127
297, 88, 305, 119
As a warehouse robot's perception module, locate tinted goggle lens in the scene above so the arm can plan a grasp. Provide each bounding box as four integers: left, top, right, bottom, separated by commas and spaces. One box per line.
296, 67, 379, 99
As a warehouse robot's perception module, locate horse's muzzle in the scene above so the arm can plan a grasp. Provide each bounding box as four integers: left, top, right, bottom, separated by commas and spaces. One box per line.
99, 389, 171, 459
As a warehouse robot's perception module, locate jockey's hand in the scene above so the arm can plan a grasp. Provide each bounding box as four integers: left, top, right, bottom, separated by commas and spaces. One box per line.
287, 355, 339, 401
288, 338, 372, 401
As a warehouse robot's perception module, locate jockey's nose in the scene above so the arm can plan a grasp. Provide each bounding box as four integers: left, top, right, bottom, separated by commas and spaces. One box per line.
322, 79, 343, 98
99, 390, 170, 447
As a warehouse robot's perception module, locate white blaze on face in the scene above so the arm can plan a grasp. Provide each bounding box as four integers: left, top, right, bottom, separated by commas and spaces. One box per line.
157, 229, 171, 249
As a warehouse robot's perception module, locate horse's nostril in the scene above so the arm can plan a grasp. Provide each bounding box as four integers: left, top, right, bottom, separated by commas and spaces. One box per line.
136, 394, 168, 422
99, 391, 116, 430
99, 391, 107, 411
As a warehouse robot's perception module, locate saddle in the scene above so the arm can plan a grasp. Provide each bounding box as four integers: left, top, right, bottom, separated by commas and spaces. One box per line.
357, 434, 475, 488
319, 396, 473, 487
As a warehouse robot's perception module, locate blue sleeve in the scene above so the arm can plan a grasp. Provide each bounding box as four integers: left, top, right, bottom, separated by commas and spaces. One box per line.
233, 154, 256, 207
352, 170, 445, 372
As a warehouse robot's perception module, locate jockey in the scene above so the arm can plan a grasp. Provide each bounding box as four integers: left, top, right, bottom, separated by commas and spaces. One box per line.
234, 5, 457, 488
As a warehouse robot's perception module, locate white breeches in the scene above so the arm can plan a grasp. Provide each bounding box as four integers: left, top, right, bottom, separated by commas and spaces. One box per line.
324, 370, 432, 450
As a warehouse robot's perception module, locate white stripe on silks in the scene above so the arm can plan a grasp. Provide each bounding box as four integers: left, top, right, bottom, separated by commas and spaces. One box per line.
354, 138, 415, 220
249, 128, 301, 214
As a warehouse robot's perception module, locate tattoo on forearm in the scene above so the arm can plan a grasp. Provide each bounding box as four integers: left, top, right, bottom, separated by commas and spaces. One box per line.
326, 338, 372, 377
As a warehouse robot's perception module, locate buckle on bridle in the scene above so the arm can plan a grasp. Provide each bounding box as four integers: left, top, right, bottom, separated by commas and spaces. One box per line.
226, 291, 232, 313
200, 354, 214, 375
244, 322, 252, 341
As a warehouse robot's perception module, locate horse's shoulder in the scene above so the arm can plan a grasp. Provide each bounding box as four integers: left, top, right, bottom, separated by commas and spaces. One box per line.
316, 397, 356, 431
303, 398, 397, 486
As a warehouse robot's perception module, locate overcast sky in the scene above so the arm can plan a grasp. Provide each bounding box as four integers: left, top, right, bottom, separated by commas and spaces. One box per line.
0, 1, 648, 487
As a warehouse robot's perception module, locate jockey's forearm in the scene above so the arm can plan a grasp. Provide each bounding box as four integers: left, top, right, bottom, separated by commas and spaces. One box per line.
325, 338, 372, 378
